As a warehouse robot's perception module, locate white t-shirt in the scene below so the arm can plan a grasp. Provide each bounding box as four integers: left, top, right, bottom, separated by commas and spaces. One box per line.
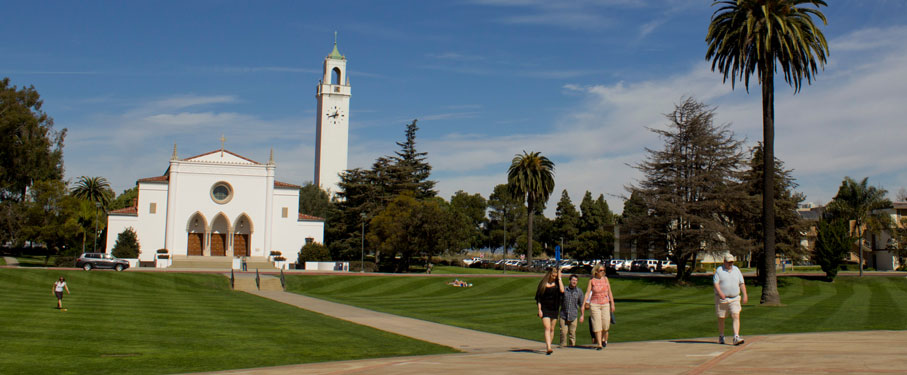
54, 281, 67, 293
713, 265, 744, 298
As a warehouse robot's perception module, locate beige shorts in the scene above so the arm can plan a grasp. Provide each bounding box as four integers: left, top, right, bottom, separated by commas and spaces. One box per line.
715, 295, 742, 318
590, 303, 611, 332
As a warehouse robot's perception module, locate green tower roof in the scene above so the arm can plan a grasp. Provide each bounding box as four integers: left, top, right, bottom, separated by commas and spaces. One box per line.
328, 32, 345, 60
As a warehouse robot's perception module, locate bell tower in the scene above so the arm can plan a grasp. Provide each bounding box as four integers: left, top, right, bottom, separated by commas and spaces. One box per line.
314, 33, 351, 194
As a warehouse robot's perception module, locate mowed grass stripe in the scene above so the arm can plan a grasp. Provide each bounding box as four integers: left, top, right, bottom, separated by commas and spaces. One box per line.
0, 269, 455, 375
287, 274, 907, 344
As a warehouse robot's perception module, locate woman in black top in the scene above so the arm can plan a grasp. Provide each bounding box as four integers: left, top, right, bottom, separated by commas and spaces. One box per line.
535, 267, 564, 355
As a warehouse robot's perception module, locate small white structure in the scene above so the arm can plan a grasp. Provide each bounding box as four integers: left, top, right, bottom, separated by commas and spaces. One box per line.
105, 147, 324, 267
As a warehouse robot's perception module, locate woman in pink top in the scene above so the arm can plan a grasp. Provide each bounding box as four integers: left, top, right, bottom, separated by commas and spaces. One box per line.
584, 264, 615, 349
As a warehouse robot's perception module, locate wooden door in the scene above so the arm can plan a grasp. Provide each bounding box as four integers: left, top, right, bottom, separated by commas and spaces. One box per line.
187, 233, 203, 256
233, 234, 249, 257
210, 234, 226, 256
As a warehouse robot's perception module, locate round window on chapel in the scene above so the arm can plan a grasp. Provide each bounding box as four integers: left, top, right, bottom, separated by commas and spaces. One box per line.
210, 182, 233, 204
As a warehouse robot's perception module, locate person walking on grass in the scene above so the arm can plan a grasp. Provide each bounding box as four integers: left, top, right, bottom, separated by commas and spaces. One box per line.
53, 276, 70, 310
714, 254, 748, 345
559, 274, 584, 347
584, 264, 615, 350
535, 267, 564, 355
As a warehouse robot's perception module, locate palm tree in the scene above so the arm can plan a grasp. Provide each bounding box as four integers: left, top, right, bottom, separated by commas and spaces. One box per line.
507, 151, 555, 263
71, 176, 114, 252
826, 177, 892, 277
706, 0, 829, 305
71, 176, 114, 208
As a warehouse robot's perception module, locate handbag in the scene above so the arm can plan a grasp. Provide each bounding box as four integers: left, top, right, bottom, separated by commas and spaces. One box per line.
610, 311, 616, 325
584, 302, 591, 310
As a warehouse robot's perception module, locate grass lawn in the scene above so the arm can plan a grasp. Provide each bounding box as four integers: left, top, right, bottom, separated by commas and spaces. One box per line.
286, 274, 907, 345
0, 257, 6, 266
0, 269, 455, 375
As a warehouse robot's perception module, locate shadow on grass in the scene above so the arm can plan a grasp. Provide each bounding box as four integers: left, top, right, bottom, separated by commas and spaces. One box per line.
615, 298, 669, 303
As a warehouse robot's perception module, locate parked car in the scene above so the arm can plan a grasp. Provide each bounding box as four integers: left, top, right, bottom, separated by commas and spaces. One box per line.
608, 259, 626, 270
462, 257, 483, 266
631, 259, 660, 272
659, 260, 677, 273
76, 253, 130, 271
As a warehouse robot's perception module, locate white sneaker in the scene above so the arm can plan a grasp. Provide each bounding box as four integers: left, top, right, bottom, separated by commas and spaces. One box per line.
733, 336, 744, 345
718, 335, 725, 344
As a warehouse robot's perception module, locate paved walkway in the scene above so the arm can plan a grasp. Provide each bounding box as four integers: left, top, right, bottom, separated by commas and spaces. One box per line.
228, 289, 907, 375
201, 330, 907, 374
245, 289, 538, 354
2, 256, 19, 266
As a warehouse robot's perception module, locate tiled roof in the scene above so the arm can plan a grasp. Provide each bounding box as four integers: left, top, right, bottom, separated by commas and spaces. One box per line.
298, 213, 325, 221
274, 180, 302, 189
109, 206, 138, 216
137, 175, 169, 183
183, 149, 262, 164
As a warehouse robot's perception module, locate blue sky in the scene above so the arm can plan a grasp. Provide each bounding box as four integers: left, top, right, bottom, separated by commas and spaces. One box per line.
3, 0, 906, 214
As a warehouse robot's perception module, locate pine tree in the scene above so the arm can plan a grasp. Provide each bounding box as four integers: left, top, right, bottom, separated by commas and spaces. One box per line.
627, 97, 747, 280
390, 120, 436, 199
554, 190, 580, 252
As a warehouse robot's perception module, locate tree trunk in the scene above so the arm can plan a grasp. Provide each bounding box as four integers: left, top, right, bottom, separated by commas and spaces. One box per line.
760, 66, 781, 305
857, 225, 864, 277
527, 199, 534, 263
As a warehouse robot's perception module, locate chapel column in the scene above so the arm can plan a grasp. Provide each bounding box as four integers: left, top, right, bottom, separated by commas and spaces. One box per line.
263, 149, 275, 256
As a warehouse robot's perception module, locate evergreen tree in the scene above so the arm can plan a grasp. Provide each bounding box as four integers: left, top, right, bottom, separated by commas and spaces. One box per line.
627, 97, 747, 281
390, 120, 436, 199
813, 218, 851, 281
111, 227, 140, 258
732, 144, 807, 281
553, 190, 580, 255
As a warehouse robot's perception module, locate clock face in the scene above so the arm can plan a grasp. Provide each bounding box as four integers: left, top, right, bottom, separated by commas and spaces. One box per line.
326, 105, 345, 125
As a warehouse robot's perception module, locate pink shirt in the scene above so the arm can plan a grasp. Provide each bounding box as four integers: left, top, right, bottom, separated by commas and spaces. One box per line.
589, 277, 611, 304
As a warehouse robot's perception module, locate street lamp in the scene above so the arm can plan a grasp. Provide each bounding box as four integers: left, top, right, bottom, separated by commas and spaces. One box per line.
94, 202, 101, 253
360, 212, 366, 273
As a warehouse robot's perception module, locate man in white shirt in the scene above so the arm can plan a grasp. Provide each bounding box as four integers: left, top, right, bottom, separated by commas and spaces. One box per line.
713, 254, 747, 345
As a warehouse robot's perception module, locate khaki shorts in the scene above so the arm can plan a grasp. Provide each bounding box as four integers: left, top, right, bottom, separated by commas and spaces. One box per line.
590, 303, 611, 332
715, 295, 742, 318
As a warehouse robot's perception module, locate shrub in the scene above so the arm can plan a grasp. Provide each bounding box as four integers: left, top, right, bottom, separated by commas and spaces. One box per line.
348, 261, 377, 272
53, 256, 76, 267
111, 227, 140, 259
156, 249, 168, 254
298, 242, 331, 264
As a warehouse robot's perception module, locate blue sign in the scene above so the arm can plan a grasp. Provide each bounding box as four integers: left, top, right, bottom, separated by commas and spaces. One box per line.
555, 245, 561, 262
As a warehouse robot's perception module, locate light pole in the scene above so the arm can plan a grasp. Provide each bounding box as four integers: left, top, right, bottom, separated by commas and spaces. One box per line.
360, 212, 366, 273
94, 202, 101, 253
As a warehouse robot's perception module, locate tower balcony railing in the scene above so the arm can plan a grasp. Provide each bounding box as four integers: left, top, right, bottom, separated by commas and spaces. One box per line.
317, 83, 351, 96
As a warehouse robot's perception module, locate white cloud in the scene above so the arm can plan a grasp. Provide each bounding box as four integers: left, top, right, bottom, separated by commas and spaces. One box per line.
424, 25, 907, 214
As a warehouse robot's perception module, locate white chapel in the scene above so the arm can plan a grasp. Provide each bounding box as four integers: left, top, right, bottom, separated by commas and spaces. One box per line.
105, 40, 352, 268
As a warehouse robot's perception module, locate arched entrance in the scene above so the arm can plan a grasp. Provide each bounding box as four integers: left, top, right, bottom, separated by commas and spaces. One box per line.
186, 212, 207, 256
210, 214, 230, 256
233, 214, 253, 257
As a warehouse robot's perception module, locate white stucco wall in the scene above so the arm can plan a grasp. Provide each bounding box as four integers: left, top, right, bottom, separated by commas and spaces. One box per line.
135, 182, 168, 261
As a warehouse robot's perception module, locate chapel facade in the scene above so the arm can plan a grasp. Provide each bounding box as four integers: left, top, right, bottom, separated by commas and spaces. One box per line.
103, 41, 352, 267
105, 148, 324, 266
